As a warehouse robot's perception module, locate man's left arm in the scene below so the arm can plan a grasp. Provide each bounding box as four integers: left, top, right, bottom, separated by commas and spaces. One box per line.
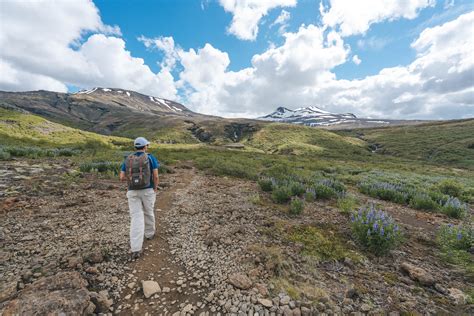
153, 169, 159, 192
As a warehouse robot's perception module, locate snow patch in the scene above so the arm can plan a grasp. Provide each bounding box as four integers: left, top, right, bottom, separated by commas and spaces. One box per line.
102, 88, 111, 92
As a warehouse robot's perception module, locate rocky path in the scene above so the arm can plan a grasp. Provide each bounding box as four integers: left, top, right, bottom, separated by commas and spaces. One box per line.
1, 158, 473, 315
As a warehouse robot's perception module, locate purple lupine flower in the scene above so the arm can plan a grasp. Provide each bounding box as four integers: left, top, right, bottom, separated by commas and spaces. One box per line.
456, 232, 462, 241
380, 227, 384, 236
373, 222, 379, 231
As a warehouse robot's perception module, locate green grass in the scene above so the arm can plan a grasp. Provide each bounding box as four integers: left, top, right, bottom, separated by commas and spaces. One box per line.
337, 119, 474, 169
287, 225, 362, 262
0, 108, 130, 148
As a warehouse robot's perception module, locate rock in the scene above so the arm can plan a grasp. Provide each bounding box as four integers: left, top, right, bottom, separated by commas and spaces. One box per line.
128, 282, 136, 289
227, 273, 252, 290
257, 298, 273, 308
0, 281, 17, 303
86, 249, 104, 264
182, 304, 193, 312
142, 280, 161, 298
90, 291, 113, 313
448, 288, 468, 305
163, 287, 171, 293
301, 307, 311, 316
360, 303, 371, 312
3, 272, 91, 315
85, 266, 99, 274
400, 262, 435, 286
255, 283, 269, 297
280, 295, 291, 306
67, 256, 83, 269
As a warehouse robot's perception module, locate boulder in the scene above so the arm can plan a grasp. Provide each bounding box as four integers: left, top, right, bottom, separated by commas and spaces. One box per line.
3, 272, 91, 315
400, 262, 435, 286
142, 280, 161, 298
227, 273, 252, 290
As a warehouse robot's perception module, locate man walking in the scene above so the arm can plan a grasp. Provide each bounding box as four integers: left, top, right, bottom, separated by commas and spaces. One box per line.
120, 137, 159, 259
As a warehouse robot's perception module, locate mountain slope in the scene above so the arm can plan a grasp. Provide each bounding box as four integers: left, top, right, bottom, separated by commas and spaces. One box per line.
259, 106, 426, 128
0, 108, 129, 148
337, 119, 474, 169
0, 89, 263, 144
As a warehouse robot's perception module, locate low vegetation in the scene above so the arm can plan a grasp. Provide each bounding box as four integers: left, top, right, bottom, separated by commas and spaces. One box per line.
436, 221, 474, 275
350, 204, 403, 255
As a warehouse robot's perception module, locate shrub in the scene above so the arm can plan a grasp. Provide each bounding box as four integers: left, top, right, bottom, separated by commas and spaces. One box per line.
436, 179, 464, 198
359, 181, 410, 204
314, 183, 338, 200
79, 161, 121, 175
289, 198, 304, 215
409, 193, 439, 211
319, 178, 346, 193
350, 204, 403, 255
304, 188, 316, 202
258, 177, 274, 192
272, 185, 292, 204
337, 194, 359, 215
288, 181, 306, 197
441, 197, 468, 219
0, 148, 11, 160
437, 223, 473, 251
436, 223, 473, 267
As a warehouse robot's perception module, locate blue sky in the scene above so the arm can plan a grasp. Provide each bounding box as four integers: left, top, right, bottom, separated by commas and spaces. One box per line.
1, 0, 473, 119
93, 0, 472, 79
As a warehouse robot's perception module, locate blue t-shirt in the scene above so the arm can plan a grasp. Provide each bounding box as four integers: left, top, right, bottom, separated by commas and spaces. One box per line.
121, 152, 159, 189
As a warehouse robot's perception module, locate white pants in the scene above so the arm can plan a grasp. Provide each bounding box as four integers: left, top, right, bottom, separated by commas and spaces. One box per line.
126, 188, 156, 252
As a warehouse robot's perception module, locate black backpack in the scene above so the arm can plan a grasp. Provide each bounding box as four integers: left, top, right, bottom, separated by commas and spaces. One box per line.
125, 153, 151, 190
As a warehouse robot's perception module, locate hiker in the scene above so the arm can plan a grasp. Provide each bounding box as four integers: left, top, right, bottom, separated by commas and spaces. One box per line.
119, 137, 159, 259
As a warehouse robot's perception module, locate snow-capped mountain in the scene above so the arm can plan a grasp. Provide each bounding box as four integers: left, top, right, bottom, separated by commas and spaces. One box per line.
74, 87, 190, 114
259, 106, 363, 126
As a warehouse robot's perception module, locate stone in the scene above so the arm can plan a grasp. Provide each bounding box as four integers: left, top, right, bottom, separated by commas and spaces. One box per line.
67, 256, 83, 269
128, 282, 136, 289
400, 262, 435, 286
448, 288, 468, 305
360, 303, 371, 312
86, 249, 104, 264
142, 281, 161, 298
257, 298, 273, 308
163, 287, 171, 293
280, 295, 291, 306
90, 291, 113, 313
255, 283, 269, 297
0, 281, 17, 303
301, 307, 311, 316
228, 273, 252, 290
3, 272, 91, 315
85, 266, 99, 274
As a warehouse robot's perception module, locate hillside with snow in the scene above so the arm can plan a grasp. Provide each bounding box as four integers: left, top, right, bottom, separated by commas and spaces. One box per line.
259, 106, 422, 128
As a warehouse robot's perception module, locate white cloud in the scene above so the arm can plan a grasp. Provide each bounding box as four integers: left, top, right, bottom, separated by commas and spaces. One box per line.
271, 10, 291, 34
159, 12, 473, 119
320, 0, 435, 36
0, 0, 177, 99
352, 55, 361, 65
218, 0, 297, 40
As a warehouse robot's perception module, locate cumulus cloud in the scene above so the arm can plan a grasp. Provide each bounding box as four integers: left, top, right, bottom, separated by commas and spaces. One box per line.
0, 0, 177, 99
218, 0, 297, 40
352, 55, 361, 65
146, 12, 473, 119
320, 0, 435, 36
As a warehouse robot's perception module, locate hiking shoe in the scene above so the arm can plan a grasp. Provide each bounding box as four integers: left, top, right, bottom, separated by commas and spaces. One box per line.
131, 251, 141, 260
146, 235, 155, 241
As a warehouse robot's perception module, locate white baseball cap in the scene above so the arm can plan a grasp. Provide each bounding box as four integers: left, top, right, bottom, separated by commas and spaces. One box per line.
134, 137, 150, 147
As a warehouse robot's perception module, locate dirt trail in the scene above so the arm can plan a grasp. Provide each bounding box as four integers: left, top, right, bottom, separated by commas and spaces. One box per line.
116, 166, 206, 315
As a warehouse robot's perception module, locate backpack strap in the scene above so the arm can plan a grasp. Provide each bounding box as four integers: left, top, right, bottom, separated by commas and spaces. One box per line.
127, 154, 135, 182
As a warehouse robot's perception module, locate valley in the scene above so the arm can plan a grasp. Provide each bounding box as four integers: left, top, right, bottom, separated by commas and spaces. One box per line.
0, 89, 473, 315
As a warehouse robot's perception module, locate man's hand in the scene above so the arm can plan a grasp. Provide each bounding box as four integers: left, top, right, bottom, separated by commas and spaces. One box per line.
119, 171, 126, 182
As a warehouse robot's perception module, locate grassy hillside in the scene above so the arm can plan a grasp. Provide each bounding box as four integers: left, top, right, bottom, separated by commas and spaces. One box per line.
245, 123, 368, 157
0, 108, 131, 148
336, 119, 474, 169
